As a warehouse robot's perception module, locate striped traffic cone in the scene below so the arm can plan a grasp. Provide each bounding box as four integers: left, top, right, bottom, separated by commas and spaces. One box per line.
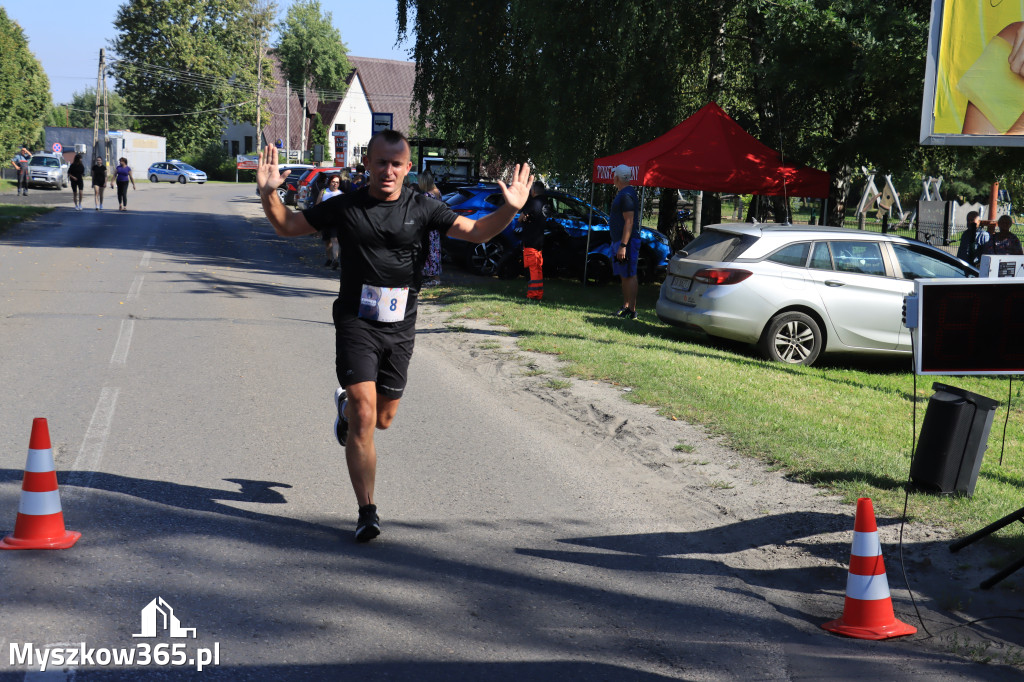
822, 497, 915, 639
0, 418, 81, 550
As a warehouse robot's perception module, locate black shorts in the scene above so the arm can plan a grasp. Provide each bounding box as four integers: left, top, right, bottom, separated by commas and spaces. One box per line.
70, 178, 84, 191
334, 301, 415, 400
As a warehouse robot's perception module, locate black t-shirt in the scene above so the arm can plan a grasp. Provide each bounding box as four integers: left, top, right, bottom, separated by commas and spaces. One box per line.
303, 186, 459, 326
91, 164, 107, 185
520, 194, 549, 250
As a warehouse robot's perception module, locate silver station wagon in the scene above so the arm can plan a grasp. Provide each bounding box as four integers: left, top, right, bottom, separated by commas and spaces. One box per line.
656, 223, 977, 365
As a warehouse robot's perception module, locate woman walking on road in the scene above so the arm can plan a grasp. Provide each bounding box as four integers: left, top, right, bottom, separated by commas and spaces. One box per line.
68, 153, 85, 210
111, 158, 136, 211
91, 157, 107, 210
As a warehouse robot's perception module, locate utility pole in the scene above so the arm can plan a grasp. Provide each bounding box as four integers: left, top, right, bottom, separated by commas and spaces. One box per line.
255, 35, 263, 148
286, 80, 290, 163
102, 67, 110, 165
91, 49, 105, 164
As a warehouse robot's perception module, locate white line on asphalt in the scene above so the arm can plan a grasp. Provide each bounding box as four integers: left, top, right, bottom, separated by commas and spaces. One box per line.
65, 387, 119, 500
139, 251, 152, 267
110, 320, 134, 366
127, 275, 144, 300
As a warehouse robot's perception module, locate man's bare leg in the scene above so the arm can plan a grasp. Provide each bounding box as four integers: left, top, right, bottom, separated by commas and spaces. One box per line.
622, 274, 638, 312
342, 381, 400, 506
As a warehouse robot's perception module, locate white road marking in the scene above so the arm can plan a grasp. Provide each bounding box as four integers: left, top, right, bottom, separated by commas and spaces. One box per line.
126, 275, 144, 300
110, 320, 134, 366
139, 251, 152, 267
65, 387, 119, 500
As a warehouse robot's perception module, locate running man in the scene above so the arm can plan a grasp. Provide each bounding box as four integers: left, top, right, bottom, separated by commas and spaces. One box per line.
256, 129, 532, 541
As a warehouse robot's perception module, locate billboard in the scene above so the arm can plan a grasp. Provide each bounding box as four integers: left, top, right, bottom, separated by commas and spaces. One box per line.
921, 0, 1024, 146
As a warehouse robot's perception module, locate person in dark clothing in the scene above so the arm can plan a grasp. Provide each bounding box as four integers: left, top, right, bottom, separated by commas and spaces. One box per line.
981, 214, 1024, 256
520, 180, 549, 301
91, 158, 107, 210
256, 129, 532, 542
11, 146, 31, 196
957, 211, 981, 266
68, 153, 85, 210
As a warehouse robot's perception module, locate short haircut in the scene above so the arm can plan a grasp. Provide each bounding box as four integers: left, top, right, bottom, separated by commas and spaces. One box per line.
367, 129, 409, 159
966, 210, 979, 224
532, 180, 545, 193
997, 214, 1013, 230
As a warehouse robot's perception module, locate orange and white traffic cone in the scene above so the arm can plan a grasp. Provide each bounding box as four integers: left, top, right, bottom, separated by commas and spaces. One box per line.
822, 497, 915, 639
0, 418, 80, 550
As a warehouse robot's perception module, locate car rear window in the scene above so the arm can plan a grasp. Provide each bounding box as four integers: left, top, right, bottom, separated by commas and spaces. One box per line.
444, 189, 477, 206
681, 230, 758, 262
767, 242, 810, 267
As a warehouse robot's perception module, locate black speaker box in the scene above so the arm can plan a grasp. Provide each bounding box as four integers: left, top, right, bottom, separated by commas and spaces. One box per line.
910, 383, 999, 497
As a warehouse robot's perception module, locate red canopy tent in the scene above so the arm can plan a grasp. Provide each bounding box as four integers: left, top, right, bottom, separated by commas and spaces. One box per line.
591, 101, 829, 197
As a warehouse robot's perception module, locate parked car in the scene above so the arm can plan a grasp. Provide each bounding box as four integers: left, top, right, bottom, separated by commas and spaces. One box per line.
295, 168, 345, 210
255, 164, 312, 205
655, 223, 978, 366
148, 160, 207, 184
442, 185, 624, 276
26, 153, 68, 189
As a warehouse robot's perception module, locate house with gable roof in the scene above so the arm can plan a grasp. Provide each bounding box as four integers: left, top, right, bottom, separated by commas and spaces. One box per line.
221, 54, 414, 167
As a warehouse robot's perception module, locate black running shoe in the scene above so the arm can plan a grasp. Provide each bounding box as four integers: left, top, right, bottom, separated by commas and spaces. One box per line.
616, 306, 630, 317
626, 309, 638, 320
333, 387, 348, 447
355, 504, 380, 542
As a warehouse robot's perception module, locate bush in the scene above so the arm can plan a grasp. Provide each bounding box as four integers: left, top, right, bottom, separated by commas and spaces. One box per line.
180, 142, 237, 182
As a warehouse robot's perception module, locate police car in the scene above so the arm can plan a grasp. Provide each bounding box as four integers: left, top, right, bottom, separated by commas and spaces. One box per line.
147, 160, 207, 184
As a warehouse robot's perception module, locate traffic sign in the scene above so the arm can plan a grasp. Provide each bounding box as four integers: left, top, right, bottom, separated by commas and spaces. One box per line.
52, 143, 62, 154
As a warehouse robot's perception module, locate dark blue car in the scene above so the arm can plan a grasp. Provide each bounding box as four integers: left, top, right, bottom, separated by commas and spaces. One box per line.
442, 185, 670, 282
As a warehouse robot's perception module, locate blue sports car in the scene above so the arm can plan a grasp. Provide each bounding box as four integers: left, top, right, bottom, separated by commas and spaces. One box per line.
442, 184, 670, 282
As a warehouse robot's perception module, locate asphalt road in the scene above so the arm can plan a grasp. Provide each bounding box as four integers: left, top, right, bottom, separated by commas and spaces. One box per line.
0, 183, 1020, 680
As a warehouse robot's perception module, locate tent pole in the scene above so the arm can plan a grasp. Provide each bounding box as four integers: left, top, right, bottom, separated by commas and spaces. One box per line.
584, 183, 595, 287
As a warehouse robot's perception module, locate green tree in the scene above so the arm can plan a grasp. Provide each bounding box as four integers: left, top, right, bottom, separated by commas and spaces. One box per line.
109, 0, 270, 158
0, 7, 52, 152
275, 0, 350, 152
50, 88, 132, 130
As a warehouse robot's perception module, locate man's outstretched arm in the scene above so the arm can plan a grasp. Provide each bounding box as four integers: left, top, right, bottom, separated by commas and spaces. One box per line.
447, 163, 533, 243
256, 144, 316, 237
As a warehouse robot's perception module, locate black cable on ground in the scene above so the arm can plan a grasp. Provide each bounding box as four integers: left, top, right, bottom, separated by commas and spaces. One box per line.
999, 377, 1012, 466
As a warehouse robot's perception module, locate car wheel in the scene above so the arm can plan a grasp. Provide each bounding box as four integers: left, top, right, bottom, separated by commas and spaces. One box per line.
470, 239, 506, 276
760, 312, 823, 366
149, 174, 158, 183
276, 187, 288, 203
177, 175, 186, 184
583, 255, 612, 286
496, 250, 526, 280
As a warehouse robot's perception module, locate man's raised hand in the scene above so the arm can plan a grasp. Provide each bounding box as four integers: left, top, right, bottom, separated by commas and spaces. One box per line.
256, 144, 285, 196
498, 163, 534, 211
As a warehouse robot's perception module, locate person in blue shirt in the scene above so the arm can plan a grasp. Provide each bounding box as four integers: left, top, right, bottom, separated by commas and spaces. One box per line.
609, 164, 641, 319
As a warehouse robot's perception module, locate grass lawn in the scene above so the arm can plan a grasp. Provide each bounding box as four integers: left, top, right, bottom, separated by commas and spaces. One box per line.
0, 203, 54, 236
423, 274, 1024, 548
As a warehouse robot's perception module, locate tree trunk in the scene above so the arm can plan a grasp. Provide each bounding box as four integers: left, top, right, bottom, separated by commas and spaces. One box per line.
701, 192, 722, 227
827, 164, 853, 227
657, 188, 678, 240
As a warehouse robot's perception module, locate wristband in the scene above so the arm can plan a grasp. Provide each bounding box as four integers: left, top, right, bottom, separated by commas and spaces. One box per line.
619, 242, 629, 248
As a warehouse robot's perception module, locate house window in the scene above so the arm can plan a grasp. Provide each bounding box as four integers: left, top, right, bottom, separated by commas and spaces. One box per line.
244, 136, 253, 154
231, 140, 240, 156
335, 124, 346, 131
222, 140, 229, 154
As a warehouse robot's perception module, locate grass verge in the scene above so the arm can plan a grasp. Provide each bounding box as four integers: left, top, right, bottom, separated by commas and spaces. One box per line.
0, 204, 55, 236
423, 275, 1024, 547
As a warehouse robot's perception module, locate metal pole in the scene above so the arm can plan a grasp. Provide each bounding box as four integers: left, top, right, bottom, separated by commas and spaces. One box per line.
286, 80, 291, 163
91, 49, 104, 164
584, 182, 595, 287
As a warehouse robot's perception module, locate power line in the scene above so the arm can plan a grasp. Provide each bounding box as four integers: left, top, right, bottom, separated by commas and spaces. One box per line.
63, 100, 255, 119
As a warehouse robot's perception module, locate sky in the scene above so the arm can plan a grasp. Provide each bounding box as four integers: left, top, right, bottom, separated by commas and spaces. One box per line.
2, 0, 413, 105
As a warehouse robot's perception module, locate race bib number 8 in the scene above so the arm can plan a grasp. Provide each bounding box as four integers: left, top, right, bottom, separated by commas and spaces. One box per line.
359, 285, 409, 322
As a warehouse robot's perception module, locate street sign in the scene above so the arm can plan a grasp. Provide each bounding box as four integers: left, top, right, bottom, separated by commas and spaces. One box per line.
107, 131, 123, 138
372, 113, 394, 133
52, 143, 62, 154
236, 154, 258, 170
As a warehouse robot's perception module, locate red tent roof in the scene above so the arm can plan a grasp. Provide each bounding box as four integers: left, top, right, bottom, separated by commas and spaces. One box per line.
592, 102, 830, 198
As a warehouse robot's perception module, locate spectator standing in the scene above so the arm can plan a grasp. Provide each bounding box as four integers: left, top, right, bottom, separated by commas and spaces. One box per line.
91, 157, 107, 210
11, 146, 31, 196
68, 153, 85, 210
111, 157, 136, 211
520, 180, 549, 302
417, 171, 443, 286
255, 130, 531, 542
318, 174, 344, 270
610, 164, 641, 319
957, 211, 982, 265
981, 214, 1024, 255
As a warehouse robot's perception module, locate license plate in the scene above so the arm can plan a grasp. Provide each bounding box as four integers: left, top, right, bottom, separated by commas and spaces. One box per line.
670, 276, 692, 292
